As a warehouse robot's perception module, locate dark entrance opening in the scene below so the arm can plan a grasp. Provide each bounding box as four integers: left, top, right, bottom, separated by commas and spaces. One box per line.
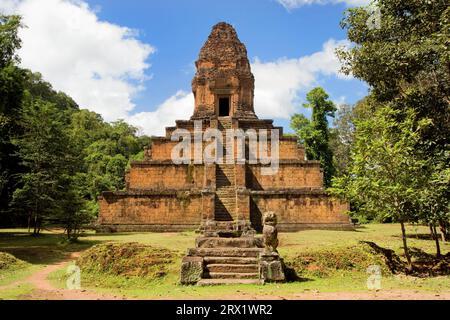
219, 97, 230, 117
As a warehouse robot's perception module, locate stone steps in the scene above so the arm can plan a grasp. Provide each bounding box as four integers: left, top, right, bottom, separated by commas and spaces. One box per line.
215, 214, 233, 221
216, 198, 235, 203
188, 247, 263, 258
204, 272, 259, 279
197, 279, 263, 286
217, 167, 234, 172
205, 264, 259, 273
215, 191, 234, 197
216, 179, 233, 185
215, 208, 235, 219
216, 190, 234, 194
216, 188, 236, 197
216, 188, 233, 192
196, 237, 263, 248
216, 191, 235, 195
215, 160, 236, 218
204, 256, 259, 265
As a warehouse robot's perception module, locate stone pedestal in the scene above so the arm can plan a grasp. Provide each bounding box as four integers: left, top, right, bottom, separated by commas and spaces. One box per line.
197, 220, 255, 238
180, 256, 204, 285
259, 252, 285, 282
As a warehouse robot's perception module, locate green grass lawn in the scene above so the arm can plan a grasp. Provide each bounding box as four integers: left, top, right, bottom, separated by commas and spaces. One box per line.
1, 224, 449, 299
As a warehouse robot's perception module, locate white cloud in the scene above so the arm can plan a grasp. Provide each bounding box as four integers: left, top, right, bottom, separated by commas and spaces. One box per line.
277, 0, 371, 10
0, 0, 154, 121
251, 39, 351, 119
1, 0, 353, 136
127, 91, 194, 136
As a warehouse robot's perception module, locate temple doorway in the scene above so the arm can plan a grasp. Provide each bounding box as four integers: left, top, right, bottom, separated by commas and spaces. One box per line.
219, 97, 230, 117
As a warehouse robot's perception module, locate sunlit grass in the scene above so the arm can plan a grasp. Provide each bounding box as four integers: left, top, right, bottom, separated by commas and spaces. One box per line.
1, 224, 449, 299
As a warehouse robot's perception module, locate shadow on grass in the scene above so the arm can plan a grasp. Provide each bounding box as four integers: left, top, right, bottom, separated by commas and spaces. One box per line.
394, 233, 441, 241
282, 262, 314, 283
0, 231, 101, 265
361, 241, 450, 277
409, 247, 450, 277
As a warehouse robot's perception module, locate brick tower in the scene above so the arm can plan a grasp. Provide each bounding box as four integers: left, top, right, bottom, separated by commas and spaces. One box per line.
97, 22, 351, 235
97, 22, 352, 285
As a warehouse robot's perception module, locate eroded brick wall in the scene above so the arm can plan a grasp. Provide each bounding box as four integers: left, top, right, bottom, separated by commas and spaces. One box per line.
128, 164, 205, 190
246, 163, 324, 190
279, 139, 305, 160
250, 193, 351, 231
98, 193, 203, 226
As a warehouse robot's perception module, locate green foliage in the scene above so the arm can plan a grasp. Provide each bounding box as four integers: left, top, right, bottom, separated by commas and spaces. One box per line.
0, 14, 150, 234
0, 15, 26, 224
0, 15, 22, 68
336, 0, 450, 259
417, 149, 450, 244
11, 97, 76, 234
330, 105, 432, 265
291, 87, 336, 186
23, 70, 79, 112
0, 252, 29, 271
331, 106, 431, 223
286, 242, 396, 278
329, 104, 355, 176
69, 114, 150, 208
77, 243, 177, 279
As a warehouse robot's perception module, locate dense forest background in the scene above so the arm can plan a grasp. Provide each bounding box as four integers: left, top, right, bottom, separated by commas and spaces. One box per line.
0, 15, 150, 237
289, 0, 449, 266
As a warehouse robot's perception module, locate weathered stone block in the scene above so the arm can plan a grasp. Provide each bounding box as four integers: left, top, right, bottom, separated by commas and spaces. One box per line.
196, 236, 263, 248
259, 253, 285, 282
180, 256, 204, 285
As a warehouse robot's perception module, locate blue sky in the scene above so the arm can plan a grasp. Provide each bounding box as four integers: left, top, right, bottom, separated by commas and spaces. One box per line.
2, 0, 369, 135
89, 0, 363, 113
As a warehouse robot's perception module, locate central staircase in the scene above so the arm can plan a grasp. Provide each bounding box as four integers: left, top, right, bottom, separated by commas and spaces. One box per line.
201, 117, 262, 285
215, 165, 235, 221
190, 240, 263, 285
215, 118, 235, 222
181, 117, 268, 285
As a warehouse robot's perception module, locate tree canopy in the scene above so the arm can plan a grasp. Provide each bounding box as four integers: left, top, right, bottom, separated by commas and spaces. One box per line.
0, 14, 150, 239
291, 87, 336, 187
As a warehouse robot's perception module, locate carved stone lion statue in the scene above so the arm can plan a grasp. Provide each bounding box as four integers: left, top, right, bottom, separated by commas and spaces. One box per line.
262, 211, 279, 253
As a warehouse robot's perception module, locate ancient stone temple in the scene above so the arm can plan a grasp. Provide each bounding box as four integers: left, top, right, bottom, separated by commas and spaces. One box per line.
97, 22, 351, 234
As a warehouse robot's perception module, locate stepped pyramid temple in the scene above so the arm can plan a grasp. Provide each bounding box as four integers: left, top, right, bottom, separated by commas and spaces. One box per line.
97, 22, 351, 234
98, 22, 351, 284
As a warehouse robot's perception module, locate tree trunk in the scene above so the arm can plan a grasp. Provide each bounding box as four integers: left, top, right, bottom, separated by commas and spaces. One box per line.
430, 223, 441, 258
37, 218, 41, 235
439, 220, 449, 242
27, 212, 31, 234
33, 213, 38, 236
400, 222, 412, 271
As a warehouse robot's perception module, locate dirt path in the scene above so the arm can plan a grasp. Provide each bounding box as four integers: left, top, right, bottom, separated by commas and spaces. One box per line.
2, 253, 449, 300
0, 252, 124, 300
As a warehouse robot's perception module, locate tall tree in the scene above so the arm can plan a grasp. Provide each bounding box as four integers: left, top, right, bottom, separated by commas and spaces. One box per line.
330, 106, 431, 269
68, 113, 150, 215
0, 15, 25, 225
0, 15, 22, 68
337, 0, 450, 158
418, 149, 450, 251
337, 0, 450, 249
329, 104, 355, 176
11, 98, 73, 234
291, 87, 336, 187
